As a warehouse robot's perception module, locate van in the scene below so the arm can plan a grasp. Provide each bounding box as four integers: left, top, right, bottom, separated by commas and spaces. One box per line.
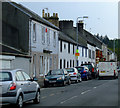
98, 61, 118, 79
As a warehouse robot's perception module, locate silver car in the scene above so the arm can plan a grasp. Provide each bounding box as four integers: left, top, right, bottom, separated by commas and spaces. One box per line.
65, 68, 82, 83
0, 69, 40, 108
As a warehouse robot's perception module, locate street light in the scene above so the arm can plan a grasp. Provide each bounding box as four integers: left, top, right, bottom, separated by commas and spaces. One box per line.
76, 16, 88, 66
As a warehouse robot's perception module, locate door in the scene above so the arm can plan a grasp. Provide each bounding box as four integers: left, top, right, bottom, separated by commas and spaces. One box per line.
16, 71, 28, 101
22, 72, 37, 100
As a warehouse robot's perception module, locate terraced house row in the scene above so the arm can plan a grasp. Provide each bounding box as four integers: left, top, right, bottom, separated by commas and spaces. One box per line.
0, 1, 117, 86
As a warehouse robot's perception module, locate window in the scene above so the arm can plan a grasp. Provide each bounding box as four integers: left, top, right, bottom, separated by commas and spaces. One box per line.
92, 51, 95, 59
85, 48, 87, 57
42, 27, 45, 44
60, 59, 62, 69
64, 59, 66, 68
73, 60, 74, 67
82, 48, 84, 57
16, 71, 25, 81
67, 61, 69, 68
33, 54, 36, 77
89, 49, 91, 58
33, 23, 36, 42
47, 29, 50, 45
0, 72, 12, 81
70, 60, 72, 67
22, 72, 31, 81
73, 44, 74, 54
64, 44, 66, 49
68, 43, 70, 53
53, 32, 56, 47
60, 40, 62, 52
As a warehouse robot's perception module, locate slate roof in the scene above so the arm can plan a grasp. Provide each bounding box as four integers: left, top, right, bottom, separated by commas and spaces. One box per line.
9, 1, 59, 30
59, 27, 87, 48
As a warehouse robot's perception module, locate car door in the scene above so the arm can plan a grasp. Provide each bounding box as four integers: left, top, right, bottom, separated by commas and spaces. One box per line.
22, 72, 37, 100
16, 71, 28, 101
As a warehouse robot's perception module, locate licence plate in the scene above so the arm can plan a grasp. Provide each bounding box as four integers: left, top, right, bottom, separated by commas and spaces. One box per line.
49, 81, 56, 83
101, 71, 105, 73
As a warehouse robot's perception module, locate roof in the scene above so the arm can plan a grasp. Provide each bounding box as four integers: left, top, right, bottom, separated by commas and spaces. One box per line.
59, 31, 87, 48
59, 28, 87, 47
9, 1, 59, 30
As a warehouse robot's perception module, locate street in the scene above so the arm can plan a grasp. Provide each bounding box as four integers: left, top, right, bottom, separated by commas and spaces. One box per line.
22, 77, 118, 107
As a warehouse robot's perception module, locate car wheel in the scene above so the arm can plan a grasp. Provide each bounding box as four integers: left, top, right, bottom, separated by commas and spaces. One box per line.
68, 79, 71, 85
17, 95, 23, 108
79, 77, 82, 82
114, 74, 116, 79
33, 91, 40, 104
85, 75, 88, 81
62, 81, 66, 86
75, 79, 78, 83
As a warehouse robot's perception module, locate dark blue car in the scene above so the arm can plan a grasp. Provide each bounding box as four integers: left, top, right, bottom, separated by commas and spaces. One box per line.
75, 66, 91, 80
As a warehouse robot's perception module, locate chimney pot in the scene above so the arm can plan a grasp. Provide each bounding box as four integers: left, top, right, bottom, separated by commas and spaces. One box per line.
42, 9, 45, 17
45, 13, 47, 17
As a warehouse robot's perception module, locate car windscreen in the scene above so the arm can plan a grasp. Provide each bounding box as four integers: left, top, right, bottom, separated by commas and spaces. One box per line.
66, 68, 74, 73
0, 72, 12, 81
76, 67, 84, 71
47, 70, 63, 75
82, 65, 92, 69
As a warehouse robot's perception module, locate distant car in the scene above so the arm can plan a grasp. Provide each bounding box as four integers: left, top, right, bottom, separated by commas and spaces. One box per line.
0, 69, 40, 108
117, 66, 120, 73
65, 68, 82, 83
75, 66, 92, 80
44, 69, 71, 87
81, 63, 97, 79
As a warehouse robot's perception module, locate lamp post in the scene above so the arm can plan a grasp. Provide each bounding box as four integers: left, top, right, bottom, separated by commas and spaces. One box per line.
76, 16, 88, 66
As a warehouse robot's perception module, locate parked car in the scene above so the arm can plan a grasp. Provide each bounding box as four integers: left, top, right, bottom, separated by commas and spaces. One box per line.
117, 66, 120, 73
0, 69, 40, 108
81, 63, 97, 79
65, 68, 82, 83
75, 66, 92, 80
44, 69, 71, 87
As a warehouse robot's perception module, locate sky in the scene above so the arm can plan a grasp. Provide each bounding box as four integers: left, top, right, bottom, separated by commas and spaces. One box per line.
12, 0, 118, 39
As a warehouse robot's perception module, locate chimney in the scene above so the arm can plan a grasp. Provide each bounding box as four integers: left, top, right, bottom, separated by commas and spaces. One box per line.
48, 13, 50, 17
45, 13, 47, 18
56, 13, 58, 18
59, 20, 73, 30
53, 13, 56, 17
78, 20, 84, 33
42, 9, 45, 17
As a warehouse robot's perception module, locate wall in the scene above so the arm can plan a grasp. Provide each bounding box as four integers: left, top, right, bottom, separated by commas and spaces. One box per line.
2, 2, 30, 54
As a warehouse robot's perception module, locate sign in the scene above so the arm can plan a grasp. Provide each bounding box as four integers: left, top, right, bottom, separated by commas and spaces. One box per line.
76, 49, 79, 53
75, 53, 80, 56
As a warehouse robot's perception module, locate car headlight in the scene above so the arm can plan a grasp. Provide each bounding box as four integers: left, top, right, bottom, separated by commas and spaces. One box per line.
44, 78, 49, 81
57, 77, 63, 80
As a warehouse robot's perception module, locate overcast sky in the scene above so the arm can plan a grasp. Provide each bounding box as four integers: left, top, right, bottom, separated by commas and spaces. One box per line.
12, 0, 118, 39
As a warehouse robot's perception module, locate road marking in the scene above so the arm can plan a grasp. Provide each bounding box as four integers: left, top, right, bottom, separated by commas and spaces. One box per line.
93, 87, 97, 89
49, 93, 55, 96
60, 96, 78, 104
41, 96, 47, 99
81, 90, 91, 95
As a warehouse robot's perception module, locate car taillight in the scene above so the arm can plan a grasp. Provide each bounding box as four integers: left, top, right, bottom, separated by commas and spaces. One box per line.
92, 68, 94, 72
73, 72, 77, 75
9, 82, 16, 90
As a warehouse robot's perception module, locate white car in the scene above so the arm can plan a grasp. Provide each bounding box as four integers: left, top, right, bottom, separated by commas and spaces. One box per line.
65, 68, 82, 83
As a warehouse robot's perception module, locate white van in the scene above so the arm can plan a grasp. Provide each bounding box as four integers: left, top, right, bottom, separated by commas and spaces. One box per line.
98, 61, 118, 79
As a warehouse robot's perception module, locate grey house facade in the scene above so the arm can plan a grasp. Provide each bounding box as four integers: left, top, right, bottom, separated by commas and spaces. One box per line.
1, 1, 31, 75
